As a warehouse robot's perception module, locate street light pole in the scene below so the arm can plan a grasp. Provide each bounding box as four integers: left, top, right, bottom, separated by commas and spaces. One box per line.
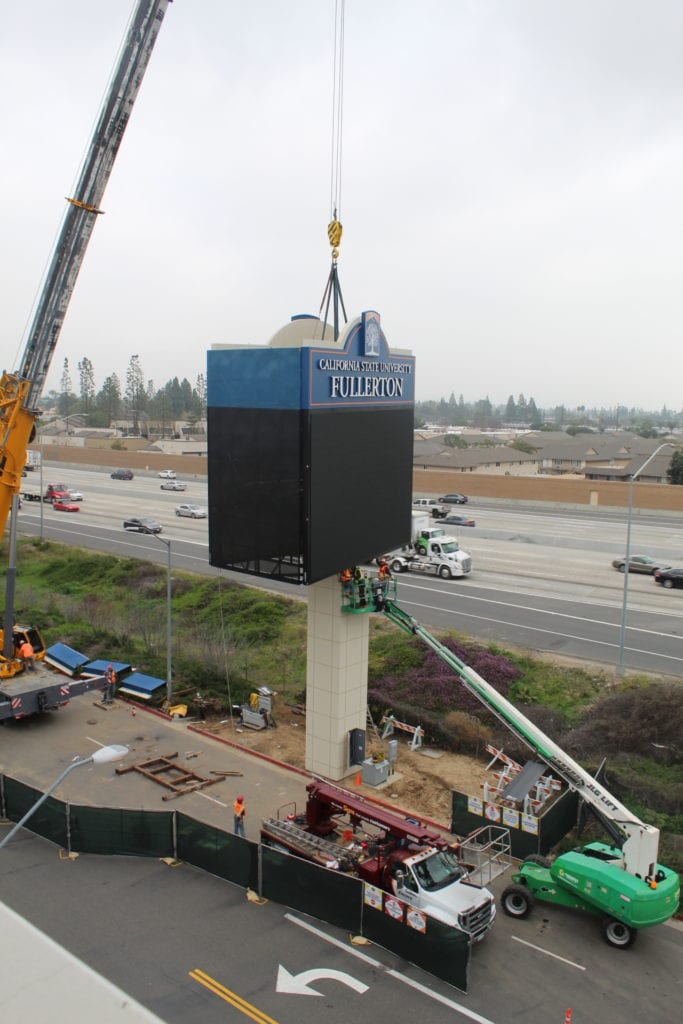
617, 442, 674, 676
142, 528, 173, 705
39, 433, 44, 541
0, 744, 128, 848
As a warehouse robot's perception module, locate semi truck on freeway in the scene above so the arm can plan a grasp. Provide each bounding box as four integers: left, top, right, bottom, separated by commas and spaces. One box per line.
384, 521, 472, 579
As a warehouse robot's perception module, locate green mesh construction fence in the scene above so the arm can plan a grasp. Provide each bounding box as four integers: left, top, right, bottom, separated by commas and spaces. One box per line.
3, 777, 67, 848
261, 845, 363, 931
69, 806, 173, 857
176, 814, 258, 889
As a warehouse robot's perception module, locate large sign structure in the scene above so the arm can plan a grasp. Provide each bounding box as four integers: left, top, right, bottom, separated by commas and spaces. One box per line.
207, 311, 415, 584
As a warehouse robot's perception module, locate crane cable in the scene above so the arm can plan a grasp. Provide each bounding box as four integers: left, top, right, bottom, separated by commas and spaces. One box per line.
328, 0, 345, 259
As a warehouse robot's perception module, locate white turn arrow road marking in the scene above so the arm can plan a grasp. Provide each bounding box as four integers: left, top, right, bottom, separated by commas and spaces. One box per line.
276, 964, 369, 997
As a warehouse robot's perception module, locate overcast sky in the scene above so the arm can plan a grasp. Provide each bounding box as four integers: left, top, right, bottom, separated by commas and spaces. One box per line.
2, 1, 682, 410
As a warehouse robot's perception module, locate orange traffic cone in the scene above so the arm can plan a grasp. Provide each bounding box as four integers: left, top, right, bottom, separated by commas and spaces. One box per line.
131, 707, 137, 716
564, 1010, 572, 1024
355, 773, 361, 786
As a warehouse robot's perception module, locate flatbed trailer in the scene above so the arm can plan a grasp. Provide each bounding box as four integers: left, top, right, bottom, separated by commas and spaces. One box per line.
0, 665, 105, 722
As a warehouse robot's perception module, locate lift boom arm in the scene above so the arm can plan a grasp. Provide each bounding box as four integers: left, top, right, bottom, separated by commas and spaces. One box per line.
0, 0, 172, 535
382, 599, 661, 880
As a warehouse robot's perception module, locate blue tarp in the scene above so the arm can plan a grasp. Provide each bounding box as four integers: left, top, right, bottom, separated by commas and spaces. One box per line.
44, 643, 90, 675
118, 672, 166, 698
82, 659, 133, 678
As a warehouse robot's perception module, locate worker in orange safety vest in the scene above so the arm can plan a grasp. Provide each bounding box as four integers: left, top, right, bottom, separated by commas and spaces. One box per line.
19, 640, 35, 672
233, 795, 246, 837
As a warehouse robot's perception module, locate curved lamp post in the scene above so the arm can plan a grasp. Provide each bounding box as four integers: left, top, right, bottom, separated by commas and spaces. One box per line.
617, 442, 674, 675
0, 744, 128, 848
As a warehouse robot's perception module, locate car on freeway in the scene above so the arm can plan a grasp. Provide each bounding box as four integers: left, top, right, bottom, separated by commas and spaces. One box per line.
654, 567, 683, 589
123, 516, 162, 533
611, 555, 671, 575
52, 500, 80, 512
65, 489, 84, 501
160, 480, 187, 491
158, 470, 176, 479
442, 513, 476, 527
439, 492, 468, 504
175, 504, 207, 518
111, 469, 134, 480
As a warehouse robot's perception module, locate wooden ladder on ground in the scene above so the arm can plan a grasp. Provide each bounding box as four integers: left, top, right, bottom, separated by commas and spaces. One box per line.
366, 706, 381, 741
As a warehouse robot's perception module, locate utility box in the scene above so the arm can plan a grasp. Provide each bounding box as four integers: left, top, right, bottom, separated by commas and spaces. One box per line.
361, 757, 389, 787
349, 727, 366, 767
387, 738, 398, 763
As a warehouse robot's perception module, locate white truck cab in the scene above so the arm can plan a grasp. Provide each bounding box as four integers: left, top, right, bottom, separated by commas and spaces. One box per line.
395, 847, 495, 942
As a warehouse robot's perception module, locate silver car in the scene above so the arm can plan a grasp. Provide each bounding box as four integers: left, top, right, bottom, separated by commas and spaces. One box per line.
175, 504, 207, 519
160, 480, 187, 491
611, 555, 671, 575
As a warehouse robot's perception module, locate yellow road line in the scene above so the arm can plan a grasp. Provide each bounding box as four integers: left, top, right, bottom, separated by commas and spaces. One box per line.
189, 968, 279, 1024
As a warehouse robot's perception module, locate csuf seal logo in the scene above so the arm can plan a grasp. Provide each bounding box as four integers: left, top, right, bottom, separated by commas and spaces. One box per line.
364, 316, 381, 356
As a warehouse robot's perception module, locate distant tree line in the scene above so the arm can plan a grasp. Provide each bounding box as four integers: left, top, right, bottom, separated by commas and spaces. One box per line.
415, 392, 682, 437
53, 355, 206, 436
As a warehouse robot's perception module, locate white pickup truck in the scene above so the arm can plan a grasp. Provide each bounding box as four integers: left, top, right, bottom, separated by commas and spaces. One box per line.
412, 496, 449, 519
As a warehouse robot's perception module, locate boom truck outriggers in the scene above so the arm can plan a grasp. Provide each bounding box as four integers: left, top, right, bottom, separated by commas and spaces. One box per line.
0, 0, 171, 698
377, 594, 680, 949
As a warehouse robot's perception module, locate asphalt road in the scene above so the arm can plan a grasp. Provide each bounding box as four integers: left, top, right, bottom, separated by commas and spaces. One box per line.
15, 465, 683, 677
2, 831, 681, 1024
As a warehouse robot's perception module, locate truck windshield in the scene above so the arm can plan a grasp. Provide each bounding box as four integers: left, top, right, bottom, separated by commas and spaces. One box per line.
439, 542, 459, 554
412, 850, 466, 891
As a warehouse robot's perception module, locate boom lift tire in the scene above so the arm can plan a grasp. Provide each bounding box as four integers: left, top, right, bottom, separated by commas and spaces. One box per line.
602, 917, 637, 949
501, 884, 535, 919
523, 854, 552, 868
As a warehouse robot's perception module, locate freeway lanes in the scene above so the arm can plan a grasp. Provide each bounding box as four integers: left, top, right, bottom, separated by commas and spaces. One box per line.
390, 575, 683, 678
14, 466, 683, 676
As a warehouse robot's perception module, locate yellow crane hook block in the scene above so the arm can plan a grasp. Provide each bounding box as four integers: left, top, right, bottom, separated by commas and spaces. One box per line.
328, 218, 343, 258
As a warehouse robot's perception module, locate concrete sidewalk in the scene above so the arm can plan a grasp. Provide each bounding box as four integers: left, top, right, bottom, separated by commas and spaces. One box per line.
0, 695, 310, 841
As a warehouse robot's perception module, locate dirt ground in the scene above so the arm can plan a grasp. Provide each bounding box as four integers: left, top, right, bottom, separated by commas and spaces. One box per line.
202, 694, 495, 825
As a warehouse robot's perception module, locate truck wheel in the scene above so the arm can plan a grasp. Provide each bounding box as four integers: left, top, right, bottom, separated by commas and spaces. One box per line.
523, 854, 551, 868
602, 917, 637, 949
415, 545, 427, 556
438, 565, 453, 579
501, 884, 534, 919
390, 559, 404, 574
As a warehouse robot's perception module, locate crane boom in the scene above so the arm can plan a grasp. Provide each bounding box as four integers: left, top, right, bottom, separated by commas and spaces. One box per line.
0, 0, 171, 670
20, 0, 172, 411
382, 599, 661, 880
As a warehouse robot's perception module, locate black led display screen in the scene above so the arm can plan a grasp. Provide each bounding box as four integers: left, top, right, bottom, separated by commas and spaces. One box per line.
307, 406, 413, 581
208, 406, 305, 582
208, 405, 413, 585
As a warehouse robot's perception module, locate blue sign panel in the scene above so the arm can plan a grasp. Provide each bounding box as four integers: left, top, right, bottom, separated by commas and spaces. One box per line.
304, 311, 415, 409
